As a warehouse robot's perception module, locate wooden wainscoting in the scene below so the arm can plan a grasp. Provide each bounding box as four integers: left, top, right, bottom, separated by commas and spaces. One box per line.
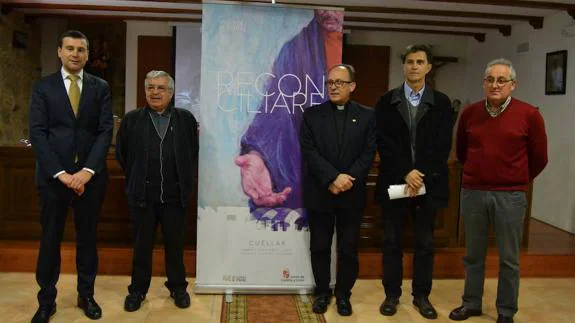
0, 146, 546, 277
359, 157, 462, 250
1, 241, 575, 278
0, 147, 197, 246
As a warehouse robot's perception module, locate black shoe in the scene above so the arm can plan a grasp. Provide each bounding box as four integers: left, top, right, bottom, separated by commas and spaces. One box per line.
312, 295, 331, 314
497, 314, 514, 323
336, 298, 352, 316
170, 289, 191, 309
379, 297, 399, 316
77, 296, 102, 320
124, 292, 145, 312
449, 305, 482, 321
413, 297, 438, 319
31, 304, 56, 323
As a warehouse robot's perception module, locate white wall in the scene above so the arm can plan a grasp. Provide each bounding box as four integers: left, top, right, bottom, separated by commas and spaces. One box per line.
125, 20, 173, 113
347, 30, 470, 102
463, 12, 575, 233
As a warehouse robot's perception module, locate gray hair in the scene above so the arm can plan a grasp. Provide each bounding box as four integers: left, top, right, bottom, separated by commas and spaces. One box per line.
145, 70, 175, 90
484, 58, 517, 80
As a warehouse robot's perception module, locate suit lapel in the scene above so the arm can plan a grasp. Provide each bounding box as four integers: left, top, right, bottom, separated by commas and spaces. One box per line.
391, 86, 410, 128
77, 73, 93, 120
415, 87, 434, 126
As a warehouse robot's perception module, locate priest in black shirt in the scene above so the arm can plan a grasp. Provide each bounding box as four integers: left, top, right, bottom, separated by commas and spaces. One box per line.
300, 64, 376, 316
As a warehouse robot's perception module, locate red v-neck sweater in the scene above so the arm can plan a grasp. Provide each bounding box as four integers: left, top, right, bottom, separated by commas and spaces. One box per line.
456, 98, 548, 191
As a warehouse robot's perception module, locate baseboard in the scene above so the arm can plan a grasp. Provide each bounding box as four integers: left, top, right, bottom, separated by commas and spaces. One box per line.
1, 241, 574, 278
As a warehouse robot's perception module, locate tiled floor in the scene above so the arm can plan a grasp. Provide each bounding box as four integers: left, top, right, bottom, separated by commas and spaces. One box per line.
1, 273, 574, 322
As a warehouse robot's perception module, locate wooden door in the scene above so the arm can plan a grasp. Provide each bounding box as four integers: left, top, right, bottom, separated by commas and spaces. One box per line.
137, 36, 174, 107
343, 44, 390, 107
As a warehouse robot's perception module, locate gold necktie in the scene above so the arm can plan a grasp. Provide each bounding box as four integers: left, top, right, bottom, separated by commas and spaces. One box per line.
67, 74, 80, 117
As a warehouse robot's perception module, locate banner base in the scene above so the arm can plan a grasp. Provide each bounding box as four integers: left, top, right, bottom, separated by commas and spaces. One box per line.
299, 294, 310, 303
194, 284, 313, 295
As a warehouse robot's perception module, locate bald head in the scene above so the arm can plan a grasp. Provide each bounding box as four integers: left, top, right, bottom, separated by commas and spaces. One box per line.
329, 64, 355, 82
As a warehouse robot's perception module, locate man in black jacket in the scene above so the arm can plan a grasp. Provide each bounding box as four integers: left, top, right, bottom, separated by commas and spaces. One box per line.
375, 45, 453, 319
116, 70, 199, 312
300, 64, 376, 316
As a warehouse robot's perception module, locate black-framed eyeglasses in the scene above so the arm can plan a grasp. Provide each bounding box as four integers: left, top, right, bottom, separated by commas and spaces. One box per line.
483, 77, 514, 87
326, 79, 353, 88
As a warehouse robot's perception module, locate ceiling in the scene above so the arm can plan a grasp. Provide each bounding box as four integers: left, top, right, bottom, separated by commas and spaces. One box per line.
2, 0, 575, 42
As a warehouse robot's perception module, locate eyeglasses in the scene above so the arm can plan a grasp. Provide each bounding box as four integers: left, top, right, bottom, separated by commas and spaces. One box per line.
145, 85, 172, 93
483, 77, 514, 87
326, 79, 353, 88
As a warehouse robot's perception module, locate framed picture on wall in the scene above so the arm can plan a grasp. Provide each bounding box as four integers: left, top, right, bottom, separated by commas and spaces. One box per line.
545, 50, 567, 95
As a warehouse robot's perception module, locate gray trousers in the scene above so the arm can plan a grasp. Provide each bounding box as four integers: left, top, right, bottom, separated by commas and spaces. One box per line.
460, 189, 527, 317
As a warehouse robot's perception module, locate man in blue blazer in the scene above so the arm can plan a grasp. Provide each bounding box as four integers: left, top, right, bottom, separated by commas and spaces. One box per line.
29, 30, 113, 322
300, 64, 376, 316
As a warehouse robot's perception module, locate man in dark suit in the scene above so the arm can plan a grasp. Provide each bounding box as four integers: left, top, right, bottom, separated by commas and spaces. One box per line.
375, 44, 453, 320
300, 64, 376, 317
29, 30, 113, 322
116, 71, 198, 312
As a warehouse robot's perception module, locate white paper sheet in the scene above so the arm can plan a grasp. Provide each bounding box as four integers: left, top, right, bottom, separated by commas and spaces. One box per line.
387, 184, 426, 200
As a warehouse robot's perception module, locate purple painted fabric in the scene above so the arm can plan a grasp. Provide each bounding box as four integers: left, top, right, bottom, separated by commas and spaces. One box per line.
240, 17, 327, 229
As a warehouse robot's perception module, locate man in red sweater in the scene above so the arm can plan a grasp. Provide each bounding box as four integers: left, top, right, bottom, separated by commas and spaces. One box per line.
449, 59, 548, 323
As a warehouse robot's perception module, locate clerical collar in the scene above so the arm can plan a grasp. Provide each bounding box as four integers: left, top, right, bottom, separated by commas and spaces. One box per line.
331, 101, 349, 111
485, 96, 512, 118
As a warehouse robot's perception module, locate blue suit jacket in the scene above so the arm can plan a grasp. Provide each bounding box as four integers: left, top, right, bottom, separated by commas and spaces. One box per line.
29, 70, 113, 188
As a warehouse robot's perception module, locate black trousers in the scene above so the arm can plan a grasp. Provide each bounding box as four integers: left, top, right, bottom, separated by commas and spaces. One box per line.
128, 201, 188, 295
382, 197, 436, 298
35, 181, 106, 306
308, 208, 362, 299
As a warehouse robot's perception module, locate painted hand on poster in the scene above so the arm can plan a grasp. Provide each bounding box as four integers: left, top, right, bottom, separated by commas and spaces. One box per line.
235, 9, 343, 230
234, 151, 292, 207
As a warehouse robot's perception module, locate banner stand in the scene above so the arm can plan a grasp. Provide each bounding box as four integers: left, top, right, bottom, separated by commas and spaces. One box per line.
196, 2, 343, 296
